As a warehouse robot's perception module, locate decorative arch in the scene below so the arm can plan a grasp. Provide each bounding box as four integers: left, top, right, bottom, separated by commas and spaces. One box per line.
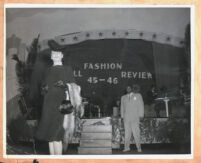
38, 29, 184, 51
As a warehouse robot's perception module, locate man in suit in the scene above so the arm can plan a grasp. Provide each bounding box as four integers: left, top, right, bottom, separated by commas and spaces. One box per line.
121, 85, 144, 152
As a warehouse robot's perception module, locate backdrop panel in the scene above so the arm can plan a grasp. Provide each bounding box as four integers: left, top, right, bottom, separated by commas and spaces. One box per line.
30, 39, 186, 116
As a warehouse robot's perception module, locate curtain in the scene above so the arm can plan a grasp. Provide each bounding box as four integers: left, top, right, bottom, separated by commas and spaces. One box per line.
152, 42, 186, 93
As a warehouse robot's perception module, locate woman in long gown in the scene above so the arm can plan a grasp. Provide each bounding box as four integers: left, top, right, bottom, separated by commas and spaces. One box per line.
35, 50, 75, 155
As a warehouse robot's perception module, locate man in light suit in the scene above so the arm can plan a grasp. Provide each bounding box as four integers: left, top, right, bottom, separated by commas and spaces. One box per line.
121, 85, 144, 152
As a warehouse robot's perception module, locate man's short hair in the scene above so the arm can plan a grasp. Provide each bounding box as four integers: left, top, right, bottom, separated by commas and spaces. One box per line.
133, 84, 140, 93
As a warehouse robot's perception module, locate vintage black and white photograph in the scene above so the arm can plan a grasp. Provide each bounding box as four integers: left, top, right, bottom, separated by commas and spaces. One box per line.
5, 5, 192, 157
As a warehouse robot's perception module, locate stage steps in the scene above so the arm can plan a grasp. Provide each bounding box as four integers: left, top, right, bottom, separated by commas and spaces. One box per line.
78, 118, 112, 154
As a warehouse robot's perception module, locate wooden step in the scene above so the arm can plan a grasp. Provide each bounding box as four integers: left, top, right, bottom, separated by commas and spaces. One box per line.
81, 132, 112, 140
80, 139, 112, 148
82, 125, 112, 133
78, 147, 112, 154
81, 118, 111, 126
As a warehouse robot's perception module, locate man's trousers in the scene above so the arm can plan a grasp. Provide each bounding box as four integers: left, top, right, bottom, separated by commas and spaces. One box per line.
124, 120, 141, 150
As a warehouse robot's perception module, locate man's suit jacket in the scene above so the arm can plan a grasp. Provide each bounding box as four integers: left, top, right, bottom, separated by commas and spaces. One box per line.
121, 93, 144, 122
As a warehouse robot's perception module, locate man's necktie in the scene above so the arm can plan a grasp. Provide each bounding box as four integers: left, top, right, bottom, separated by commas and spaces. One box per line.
129, 93, 132, 100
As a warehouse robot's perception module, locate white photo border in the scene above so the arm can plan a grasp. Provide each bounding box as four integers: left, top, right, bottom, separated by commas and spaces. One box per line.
3, 4, 195, 159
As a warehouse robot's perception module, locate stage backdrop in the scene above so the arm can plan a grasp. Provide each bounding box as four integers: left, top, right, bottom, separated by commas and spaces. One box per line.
30, 38, 186, 115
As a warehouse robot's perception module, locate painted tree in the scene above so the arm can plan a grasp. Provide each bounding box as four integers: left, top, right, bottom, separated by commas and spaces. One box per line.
12, 34, 40, 118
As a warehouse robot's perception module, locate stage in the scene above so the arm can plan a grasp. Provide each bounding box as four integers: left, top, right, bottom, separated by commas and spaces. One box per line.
6, 112, 190, 154
6, 94, 191, 154
7, 142, 190, 155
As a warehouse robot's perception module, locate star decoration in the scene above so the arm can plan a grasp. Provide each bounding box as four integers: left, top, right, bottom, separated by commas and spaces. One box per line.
73, 36, 78, 41
86, 33, 90, 37
153, 34, 157, 38
125, 31, 129, 36
61, 38, 65, 42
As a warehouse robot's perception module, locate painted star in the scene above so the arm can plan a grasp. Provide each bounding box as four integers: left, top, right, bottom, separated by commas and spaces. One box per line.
125, 32, 129, 36
73, 36, 78, 41
86, 33, 90, 37
61, 38, 65, 42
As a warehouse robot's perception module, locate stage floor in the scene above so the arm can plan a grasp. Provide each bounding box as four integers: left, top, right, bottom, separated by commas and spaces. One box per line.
7, 141, 190, 155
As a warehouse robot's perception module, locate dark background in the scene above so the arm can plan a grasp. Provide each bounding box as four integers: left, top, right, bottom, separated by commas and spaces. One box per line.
30, 39, 186, 116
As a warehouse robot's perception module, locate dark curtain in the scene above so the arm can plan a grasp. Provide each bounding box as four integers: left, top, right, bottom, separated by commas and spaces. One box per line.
29, 39, 186, 116
152, 42, 186, 94
65, 39, 155, 100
